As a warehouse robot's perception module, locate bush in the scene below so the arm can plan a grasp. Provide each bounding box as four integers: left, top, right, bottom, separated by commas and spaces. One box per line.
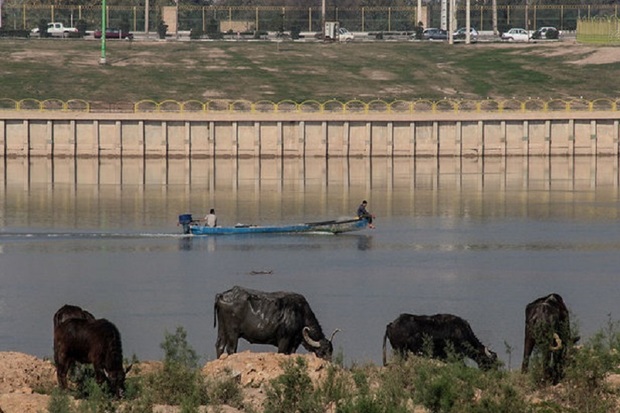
157, 20, 167, 39
76, 19, 87, 37
190, 28, 204, 40
37, 19, 49, 38
144, 327, 207, 406
0, 29, 31, 38
263, 357, 322, 413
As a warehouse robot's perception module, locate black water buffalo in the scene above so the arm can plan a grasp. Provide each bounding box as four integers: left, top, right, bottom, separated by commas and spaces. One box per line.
382, 313, 498, 370
214, 286, 339, 360
53, 304, 95, 328
54, 318, 128, 397
522, 293, 574, 384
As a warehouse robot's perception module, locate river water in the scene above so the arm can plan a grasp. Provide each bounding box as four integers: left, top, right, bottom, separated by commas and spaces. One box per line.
1, 156, 619, 369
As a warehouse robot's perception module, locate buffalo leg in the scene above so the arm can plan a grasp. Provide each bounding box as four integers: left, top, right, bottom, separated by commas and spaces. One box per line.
215, 335, 226, 358
521, 330, 535, 373
55, 357, 74, 389
277, 338, 294, 354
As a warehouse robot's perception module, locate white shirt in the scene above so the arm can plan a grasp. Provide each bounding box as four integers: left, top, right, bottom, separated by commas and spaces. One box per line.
205, 213, 217, 227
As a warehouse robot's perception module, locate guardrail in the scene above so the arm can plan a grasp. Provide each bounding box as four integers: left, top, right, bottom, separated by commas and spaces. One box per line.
1, 98, 619, 114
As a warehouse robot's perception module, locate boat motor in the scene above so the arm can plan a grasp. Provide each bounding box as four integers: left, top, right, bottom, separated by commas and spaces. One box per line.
178, 214, 193, 234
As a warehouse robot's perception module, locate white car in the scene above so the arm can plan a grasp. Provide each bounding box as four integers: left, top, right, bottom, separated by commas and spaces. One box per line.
453, 27, 478, 41
338, 27, 354, 42
501, 28, 530, 42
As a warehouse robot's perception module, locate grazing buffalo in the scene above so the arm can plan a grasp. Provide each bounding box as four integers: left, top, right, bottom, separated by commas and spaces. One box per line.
382, 313, 498, 370
54, 318, 128, 397
522, 293, 574, 384
53, 304, 95, 328
214, 286, 339, 360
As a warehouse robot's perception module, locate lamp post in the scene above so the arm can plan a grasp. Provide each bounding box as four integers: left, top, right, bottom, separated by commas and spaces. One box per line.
100, 0, 107, 64
145, 0, 150, 38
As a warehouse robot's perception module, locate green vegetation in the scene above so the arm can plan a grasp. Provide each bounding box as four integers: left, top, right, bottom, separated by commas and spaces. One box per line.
44, 320, 620, 412
0, 39, 618, 106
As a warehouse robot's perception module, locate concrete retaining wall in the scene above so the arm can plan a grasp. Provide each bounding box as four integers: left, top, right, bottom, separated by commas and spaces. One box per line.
1, 111, 619, 157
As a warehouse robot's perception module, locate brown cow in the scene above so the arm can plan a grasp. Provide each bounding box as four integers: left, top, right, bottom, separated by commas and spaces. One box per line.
54, 318, 128, 397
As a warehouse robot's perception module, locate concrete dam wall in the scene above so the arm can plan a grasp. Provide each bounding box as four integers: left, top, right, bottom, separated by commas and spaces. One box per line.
1, 110, 619, 158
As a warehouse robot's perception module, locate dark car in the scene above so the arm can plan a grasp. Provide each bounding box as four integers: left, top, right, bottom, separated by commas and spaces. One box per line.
93, 28, 133, 40
531, 26, 560, 40
422, 28, 448, 41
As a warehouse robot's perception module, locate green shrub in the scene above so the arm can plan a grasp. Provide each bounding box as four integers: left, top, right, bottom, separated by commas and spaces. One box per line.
144, 327, 207, 406
190, 28, 204, 40
562, 317, 620, 412
37, 19, 49, 37
263, 356, 322, 413
157, 20, 168, 39
205, 369, 244, 408
76, 19, 87, 37
47, 388, 73, 413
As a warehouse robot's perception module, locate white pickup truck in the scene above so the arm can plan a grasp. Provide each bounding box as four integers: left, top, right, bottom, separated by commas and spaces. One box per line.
31, 22, 79, 38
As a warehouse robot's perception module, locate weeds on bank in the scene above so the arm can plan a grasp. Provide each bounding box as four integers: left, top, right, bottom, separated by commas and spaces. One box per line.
47, 320, 620, 413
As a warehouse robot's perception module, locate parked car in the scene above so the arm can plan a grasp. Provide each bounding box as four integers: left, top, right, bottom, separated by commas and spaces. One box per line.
531, 26, 560, 40
31, 22, 79, 38
422, 28, 448, 41
453, 27, 478, 41
338, 27, 354, 42
501, 28, 530, 42
93, 27, 133, 40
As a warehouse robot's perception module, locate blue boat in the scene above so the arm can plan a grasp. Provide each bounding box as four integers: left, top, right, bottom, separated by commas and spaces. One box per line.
178, 214, 369, 235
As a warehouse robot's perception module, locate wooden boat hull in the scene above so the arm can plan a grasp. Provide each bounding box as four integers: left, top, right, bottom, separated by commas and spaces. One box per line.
179, 215, 369, 235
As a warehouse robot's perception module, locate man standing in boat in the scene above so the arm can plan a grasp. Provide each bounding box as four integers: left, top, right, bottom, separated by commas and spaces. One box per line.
204, 208, 217, 227
357, 200, 375, 229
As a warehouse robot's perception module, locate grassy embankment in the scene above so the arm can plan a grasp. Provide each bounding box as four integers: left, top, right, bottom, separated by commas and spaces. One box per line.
43, 324, 620, 413
1, 38, 619, 106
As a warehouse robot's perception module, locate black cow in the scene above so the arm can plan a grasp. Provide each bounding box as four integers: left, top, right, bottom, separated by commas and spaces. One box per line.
53, 304, 95, 328
522, 293, 574, 384
382, 313, 498, 370
214, 286, 339, 361
54, 318, 128, 397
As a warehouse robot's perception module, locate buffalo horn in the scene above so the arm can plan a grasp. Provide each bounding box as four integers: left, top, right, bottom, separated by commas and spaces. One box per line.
330, 328, 341, 342
302, 327, 321, 348
550, 333, 563, 351
484, 347, 493, 357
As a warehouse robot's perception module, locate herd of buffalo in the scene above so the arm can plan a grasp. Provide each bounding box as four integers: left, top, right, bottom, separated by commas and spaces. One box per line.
53, 286, 574, 397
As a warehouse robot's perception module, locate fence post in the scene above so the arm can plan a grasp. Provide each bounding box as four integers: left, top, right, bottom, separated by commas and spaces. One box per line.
308, 7, 312, 32
388, 7, 391, 32
256, 7, 259, 31
362, 7, 365, 32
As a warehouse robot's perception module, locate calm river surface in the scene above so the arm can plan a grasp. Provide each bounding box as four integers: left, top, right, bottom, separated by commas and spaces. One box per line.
1, 156, 620, 369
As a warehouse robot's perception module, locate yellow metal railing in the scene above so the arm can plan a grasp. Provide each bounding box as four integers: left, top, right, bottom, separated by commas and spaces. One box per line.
1, 98, 619, 114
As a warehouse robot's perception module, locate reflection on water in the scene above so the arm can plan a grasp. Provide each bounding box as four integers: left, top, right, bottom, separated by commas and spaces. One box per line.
2, 157, 619, 230
0, 157, 619, 368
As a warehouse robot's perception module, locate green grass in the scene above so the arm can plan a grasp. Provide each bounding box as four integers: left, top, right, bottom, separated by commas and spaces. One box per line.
1, 38, 619, 106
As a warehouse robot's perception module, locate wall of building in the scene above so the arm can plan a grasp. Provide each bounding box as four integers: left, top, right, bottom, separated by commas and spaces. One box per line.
1, 111, 618, 158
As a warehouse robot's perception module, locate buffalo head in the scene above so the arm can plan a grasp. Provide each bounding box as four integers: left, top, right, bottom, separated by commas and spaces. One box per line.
302, 327, 340, 361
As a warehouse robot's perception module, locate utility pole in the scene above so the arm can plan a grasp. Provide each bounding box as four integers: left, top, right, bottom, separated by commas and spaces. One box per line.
145, 0, 150, 38
100, 0, 107, 65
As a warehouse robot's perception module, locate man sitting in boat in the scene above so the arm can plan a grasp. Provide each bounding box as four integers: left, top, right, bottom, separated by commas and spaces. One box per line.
357, 200, 375, 229
204, 208, 217, 227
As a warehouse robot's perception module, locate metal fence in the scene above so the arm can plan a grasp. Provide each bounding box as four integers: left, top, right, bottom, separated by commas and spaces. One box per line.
1, 98, 619, 114
1, 4, 619, 33
577, 17, 620, 44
